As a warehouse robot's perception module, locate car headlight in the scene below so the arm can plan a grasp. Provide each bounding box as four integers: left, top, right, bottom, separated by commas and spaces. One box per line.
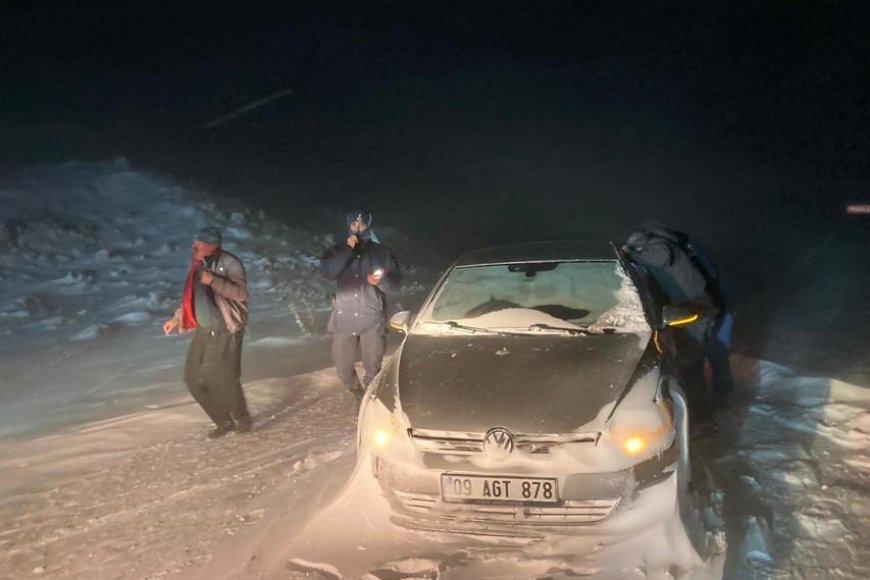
609, 397, 674, 459
621, 434, 648, 456
371, 414, 404, 450
359, 395, 412, 456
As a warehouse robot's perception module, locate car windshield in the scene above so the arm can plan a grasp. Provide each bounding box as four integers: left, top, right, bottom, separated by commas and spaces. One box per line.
419, 260, 649, 334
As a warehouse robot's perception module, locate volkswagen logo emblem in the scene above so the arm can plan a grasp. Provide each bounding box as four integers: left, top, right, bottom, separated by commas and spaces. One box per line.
483, 427, 514, 460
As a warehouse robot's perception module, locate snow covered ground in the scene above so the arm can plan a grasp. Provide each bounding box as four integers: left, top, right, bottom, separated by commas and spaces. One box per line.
0, 163, 867, 579
0, 160, 426, 439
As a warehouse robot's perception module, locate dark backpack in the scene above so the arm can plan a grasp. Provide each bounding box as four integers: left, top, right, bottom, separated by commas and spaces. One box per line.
640, 226, 732, 313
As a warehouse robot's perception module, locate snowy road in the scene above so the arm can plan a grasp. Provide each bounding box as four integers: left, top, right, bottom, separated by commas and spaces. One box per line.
1, 163, 868, 578
0, 355, 867, 579
0, 369, 359, 579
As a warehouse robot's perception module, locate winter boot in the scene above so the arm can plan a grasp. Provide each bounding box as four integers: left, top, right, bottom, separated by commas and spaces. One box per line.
234, 415, 253, 433
207, 420, 235, 439
346, 380, 365, 402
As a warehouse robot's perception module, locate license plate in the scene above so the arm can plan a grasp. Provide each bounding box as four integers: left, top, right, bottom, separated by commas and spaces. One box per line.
441, 474, 559, 503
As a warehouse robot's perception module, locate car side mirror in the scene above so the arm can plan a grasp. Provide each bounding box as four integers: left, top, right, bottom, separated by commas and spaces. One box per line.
389, 311, 412, 334
661, 304, 703, 329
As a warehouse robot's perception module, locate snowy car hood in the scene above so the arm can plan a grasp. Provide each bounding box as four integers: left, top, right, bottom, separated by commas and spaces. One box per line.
396, 332, 652, 434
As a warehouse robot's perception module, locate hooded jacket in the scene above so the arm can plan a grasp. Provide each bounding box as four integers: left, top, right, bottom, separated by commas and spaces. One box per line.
320, 238, 401, 334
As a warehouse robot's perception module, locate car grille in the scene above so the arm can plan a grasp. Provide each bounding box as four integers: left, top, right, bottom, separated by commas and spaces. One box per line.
409, 428, 599, 456
392, 490, 619, 524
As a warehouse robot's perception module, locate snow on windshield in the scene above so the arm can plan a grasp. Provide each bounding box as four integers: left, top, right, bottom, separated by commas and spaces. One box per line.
422, 261, 649, 332
588, 267, 651, 334
454, 307, 585, 330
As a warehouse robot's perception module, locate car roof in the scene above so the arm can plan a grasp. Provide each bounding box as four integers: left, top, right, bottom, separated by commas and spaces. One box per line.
453, 240, 619, 267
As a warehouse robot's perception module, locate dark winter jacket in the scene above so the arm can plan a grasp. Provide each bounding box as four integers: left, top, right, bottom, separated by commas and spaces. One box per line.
624, 227, 721, 344
627, 235, 710, 307
175, 249, 248, 334
320, 239, 401, 335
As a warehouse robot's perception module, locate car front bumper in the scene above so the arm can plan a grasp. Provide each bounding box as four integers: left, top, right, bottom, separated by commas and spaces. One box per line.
371, 438, 679, 536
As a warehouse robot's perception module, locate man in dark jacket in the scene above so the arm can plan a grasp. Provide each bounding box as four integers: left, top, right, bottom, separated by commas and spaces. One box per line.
623, 221, 735, 430
163, 226, 252, 438
320, 211, 401, 400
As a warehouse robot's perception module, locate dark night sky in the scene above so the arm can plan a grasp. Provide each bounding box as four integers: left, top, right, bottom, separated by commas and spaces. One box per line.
4, 3, 868, 148
2, 1, 870, 376
2, 1, 869, 249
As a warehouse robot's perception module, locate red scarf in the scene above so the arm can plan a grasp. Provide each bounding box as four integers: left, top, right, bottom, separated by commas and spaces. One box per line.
181, 260, 200, 330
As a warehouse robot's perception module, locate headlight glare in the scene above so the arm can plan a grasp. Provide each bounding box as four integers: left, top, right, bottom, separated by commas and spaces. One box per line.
623, 435, 647, 455
373, 429, 390, 449
361, 397, 411, 455
609, 400, 673, 458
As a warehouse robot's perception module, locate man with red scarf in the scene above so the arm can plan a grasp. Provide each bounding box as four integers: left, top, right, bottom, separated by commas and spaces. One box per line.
163, 227, 251, 438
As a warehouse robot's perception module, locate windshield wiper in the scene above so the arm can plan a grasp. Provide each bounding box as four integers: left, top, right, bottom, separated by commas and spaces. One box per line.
425, 320, 518, 335
525, 323, 589, 335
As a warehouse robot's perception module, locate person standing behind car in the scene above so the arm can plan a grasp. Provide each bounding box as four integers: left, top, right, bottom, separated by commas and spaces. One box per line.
622, 221, 735, 431
320, 211, 401, 400
163, 226, 252, 438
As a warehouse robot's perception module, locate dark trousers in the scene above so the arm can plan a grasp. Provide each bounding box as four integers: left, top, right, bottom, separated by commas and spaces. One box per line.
671, 328, 714, 424
708, 313, 735, 400
707, 336, 734, 401
331, 329, 386, 389
184, 328, 249, 426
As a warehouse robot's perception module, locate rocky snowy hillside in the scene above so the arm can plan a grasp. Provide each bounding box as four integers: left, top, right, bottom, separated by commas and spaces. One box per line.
0, 160, 426, 438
